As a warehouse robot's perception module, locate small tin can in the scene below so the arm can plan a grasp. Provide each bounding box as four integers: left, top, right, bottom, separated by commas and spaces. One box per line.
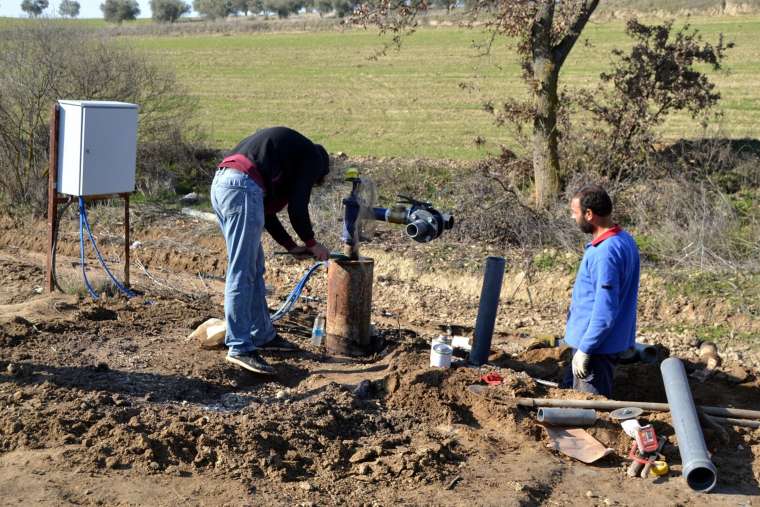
435, 335, 452, 346
430, 343, 453, 368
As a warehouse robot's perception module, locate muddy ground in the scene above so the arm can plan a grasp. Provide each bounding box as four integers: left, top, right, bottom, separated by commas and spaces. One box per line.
0, 209, 758, 506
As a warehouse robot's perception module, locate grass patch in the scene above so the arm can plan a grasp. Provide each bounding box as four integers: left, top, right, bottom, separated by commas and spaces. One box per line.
663, 270, 760, 309
692, 324, 756, 345
122, 15, 760, 158
641, 322, 757, 348
531, 249, 579, 273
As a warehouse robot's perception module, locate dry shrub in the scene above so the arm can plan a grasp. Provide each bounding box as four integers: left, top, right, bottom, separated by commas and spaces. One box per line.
446, 156, 583, 251
660, 137, 760, 191
617, 177, 759, 269
561, 132, 760, 270
0, 21, 201, 213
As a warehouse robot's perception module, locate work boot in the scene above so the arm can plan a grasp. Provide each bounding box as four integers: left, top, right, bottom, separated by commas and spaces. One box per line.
258, 334, 299, 352
226, 352, 276, 375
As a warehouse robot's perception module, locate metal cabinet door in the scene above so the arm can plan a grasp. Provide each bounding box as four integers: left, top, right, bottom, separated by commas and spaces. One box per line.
80, 105, 138, 196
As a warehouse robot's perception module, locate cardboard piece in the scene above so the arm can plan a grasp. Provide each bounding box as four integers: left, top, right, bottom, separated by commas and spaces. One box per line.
543, 425, 614, 464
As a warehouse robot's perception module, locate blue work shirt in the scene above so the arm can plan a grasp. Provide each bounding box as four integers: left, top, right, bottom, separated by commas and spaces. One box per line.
564, 226, 640, 355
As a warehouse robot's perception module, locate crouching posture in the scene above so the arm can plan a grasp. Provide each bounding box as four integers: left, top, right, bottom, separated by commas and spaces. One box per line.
211, 127, 330, 375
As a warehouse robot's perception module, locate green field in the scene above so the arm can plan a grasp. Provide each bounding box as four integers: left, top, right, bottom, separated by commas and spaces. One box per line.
125, 15, 760, 158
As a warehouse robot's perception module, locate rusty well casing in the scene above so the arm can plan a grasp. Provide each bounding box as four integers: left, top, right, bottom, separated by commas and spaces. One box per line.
326, 258, 374, 356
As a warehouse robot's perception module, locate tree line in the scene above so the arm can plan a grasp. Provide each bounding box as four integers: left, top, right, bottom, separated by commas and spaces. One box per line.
17, 0, 363, 23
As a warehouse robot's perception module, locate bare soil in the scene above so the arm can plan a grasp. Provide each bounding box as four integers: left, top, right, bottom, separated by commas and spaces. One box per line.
0, 210, 758, 506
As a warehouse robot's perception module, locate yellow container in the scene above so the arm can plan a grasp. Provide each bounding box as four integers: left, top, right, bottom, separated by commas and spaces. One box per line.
650, 460, 669, 477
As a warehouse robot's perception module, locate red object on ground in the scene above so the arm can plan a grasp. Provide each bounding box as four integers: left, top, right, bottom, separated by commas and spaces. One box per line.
481, 372, 503, 385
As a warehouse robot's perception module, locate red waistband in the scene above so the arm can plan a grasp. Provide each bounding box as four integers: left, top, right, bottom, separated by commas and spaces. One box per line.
218, 154, 265, 190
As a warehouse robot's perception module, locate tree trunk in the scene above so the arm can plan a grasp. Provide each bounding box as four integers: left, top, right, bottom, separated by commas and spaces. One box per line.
532, 56, 561, 209
530, 0, 561, 208
528, 0, 598, 209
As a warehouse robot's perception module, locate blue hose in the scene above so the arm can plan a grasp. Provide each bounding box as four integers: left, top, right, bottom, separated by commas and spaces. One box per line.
79, 203, 99, 300
78, 197, 136, 299
270, 261, 326, 322
78, 196, 323, 310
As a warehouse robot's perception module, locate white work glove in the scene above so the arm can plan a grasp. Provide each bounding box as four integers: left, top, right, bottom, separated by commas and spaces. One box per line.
572, 350, 591, 379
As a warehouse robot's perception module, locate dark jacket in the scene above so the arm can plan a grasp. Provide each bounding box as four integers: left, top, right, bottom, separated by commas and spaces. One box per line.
218, 127, 329, 249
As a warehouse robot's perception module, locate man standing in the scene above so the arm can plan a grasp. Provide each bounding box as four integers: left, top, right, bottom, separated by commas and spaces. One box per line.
561, 185, 640, 397
211, 127, 330, 375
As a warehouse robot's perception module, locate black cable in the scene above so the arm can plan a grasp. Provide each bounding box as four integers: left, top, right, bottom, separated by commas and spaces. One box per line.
51, 197, 73, 292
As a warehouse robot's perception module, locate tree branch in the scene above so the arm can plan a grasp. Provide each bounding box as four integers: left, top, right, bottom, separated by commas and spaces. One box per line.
552, 0, 599, 68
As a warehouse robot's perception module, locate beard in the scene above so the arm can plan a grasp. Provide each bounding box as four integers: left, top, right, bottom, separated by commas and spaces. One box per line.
577, 216, 594, 234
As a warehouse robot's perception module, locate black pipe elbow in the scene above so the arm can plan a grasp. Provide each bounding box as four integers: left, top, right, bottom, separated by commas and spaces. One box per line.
406, 219, 436, 242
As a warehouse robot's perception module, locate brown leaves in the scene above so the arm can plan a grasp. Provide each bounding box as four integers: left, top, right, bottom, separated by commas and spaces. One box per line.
567, 18, 734, 183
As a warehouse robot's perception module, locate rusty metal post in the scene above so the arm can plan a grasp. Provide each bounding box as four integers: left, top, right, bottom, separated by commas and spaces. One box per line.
46, 103, 60, 293
325, 258, 374, 356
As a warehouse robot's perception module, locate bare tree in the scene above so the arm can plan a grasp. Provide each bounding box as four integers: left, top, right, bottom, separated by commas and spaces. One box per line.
353, 0, 599, 208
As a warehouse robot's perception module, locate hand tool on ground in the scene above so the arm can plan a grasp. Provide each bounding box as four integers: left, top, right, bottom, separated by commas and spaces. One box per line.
610, 407, 644, 421
639, 436, 667, 478
625, 423, 667, 479
612, 407, 660, 478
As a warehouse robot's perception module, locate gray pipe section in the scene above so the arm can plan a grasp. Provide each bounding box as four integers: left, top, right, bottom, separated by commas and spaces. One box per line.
710, 417, 760, 429
661, 357, 717, 493
537, 408, 597, 426
469, 256, 506, 366
515, 397, 760, 420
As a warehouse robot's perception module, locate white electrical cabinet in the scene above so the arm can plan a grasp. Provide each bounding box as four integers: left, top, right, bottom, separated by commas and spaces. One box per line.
57, 100, 139, 197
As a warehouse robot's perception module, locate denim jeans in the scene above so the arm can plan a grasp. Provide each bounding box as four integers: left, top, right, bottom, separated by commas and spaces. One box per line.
560, 348, 618, 398
210, 169, 275, 356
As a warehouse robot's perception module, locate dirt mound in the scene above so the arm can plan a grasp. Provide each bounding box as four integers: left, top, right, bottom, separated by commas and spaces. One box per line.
489, 346, 572, 380
0, 369, 461, 493
0, 317, 35, 348
1, 216, 759, 504
0, 256, 43, 305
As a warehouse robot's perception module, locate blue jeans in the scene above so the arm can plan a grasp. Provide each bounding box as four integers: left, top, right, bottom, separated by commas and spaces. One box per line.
560, 348, 618, 398
211, 169, 275, 356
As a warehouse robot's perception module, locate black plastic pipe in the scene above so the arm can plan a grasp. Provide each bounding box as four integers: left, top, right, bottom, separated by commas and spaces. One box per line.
469, 256, 506, 366
661, 357, 717, 493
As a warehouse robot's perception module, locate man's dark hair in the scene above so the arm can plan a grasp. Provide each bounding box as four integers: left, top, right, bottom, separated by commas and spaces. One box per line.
574, 185, 613, 217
